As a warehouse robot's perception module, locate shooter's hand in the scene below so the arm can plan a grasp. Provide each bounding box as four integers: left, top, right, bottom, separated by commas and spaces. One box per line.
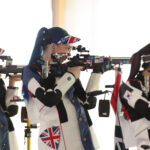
93, 64, 104, 73
9, 75, 22, 87
84, 96, 97, 110
93, 60, 111, 73
67, 66, 83, 79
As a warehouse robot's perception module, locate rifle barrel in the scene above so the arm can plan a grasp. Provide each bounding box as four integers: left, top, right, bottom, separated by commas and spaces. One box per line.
111, 57, 130, 64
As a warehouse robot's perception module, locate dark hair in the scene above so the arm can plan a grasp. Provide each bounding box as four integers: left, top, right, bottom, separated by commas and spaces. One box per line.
142, 62, 150, 69
42, 44, 49, 51
128, 43, 150, 80
29, 27, 80, 65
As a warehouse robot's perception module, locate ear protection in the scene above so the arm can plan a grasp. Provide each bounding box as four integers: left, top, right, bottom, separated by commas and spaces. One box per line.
52, 46, 55, 50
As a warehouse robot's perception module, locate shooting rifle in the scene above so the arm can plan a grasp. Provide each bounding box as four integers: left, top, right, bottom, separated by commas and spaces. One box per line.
0, 46, 131, 77
52, 45, 130, 68
0, 55, 24, 76
67, 45, 130, 69
48, 45, 131, 78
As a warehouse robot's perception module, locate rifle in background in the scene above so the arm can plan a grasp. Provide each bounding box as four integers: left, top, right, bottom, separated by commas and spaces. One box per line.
0, 55, 24, 76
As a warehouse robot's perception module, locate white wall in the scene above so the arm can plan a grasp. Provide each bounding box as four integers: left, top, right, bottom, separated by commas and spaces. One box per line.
0, 0, 52, 65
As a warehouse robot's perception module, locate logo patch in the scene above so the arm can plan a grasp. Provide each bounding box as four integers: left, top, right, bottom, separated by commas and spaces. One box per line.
123, 90, 132, 101
40, 126, 60, 149
67, 76, 71, 81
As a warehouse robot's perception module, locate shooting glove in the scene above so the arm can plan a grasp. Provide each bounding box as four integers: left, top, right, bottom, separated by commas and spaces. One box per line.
35, 88, 62, 107
93, 64, 104, 73
84, 96, 97, 110
93, 60, 111, 73
39, 73, 56, 90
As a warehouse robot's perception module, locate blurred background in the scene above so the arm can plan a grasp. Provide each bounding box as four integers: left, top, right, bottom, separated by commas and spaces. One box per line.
1, 0, 150, 149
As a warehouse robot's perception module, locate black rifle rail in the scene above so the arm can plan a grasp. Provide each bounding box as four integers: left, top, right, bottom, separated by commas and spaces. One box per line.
67, 55, 130, 70
0, 55, 12, 61
111, 57, 130, 64
0, 65, 24, 74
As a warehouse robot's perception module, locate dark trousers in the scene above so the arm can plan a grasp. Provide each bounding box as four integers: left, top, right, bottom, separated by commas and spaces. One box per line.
0, 110, 10, 150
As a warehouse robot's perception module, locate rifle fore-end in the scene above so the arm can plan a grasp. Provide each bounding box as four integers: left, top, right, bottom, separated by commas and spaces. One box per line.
0, 65, 24, 74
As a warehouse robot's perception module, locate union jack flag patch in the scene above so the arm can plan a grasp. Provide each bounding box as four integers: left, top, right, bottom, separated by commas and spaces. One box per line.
57, 35, 80, 44
40, 126, 61, 149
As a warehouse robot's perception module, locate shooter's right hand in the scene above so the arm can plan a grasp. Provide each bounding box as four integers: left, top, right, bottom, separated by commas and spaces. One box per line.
9, 75, 22, 87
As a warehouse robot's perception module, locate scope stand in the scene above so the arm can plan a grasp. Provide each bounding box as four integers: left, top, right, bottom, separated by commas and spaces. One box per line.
23, 112, 37, 150
20, 104, 38, 150
12, 100, 38, 150
24, 116, 31, 150
23, 115, 37, 150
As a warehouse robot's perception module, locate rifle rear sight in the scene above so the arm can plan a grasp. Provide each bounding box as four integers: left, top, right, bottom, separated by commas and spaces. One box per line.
72, 45, 89, 53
